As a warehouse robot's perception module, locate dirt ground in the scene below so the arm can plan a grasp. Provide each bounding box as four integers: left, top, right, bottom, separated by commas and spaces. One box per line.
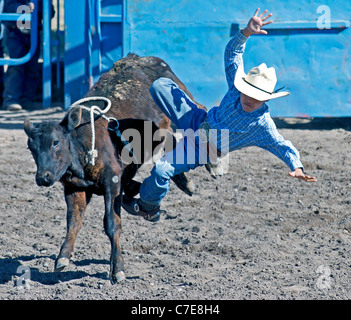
0, 107, 351, 300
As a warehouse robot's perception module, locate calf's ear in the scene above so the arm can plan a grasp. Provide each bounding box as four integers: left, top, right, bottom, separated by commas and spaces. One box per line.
67, 106, 82, 131
24, 117, 34, 137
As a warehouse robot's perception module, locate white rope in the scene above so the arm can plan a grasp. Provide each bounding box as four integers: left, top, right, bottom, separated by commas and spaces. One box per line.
69, 96, 115, 166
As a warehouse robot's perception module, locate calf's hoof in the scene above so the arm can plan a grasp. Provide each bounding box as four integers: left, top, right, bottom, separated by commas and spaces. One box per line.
205, 163, 222, 178
54, 257, 70, 272
110, 271, 126, 284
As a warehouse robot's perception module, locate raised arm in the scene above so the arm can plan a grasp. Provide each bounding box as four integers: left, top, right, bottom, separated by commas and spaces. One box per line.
224, 9, 273, 89
224, 31, 248, 89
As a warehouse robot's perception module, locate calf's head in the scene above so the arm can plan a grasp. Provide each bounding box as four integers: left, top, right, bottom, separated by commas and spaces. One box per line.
24, 107, 83, 187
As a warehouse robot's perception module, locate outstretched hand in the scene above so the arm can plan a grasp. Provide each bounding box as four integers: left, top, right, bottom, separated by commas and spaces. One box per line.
289, 168, 317, 182
242, 8, 273, 37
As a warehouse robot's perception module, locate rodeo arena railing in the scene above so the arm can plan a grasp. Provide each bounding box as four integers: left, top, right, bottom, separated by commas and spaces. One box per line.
0, 0, 62, 108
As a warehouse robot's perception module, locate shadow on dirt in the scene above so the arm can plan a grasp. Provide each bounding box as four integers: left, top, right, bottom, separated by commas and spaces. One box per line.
0, 255, 109, 286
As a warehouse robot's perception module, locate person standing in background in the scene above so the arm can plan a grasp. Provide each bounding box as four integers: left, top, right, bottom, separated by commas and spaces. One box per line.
2, 0, 54, 111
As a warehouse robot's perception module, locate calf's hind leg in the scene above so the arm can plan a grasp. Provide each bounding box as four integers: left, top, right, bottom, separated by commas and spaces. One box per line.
55, 188, 91, 271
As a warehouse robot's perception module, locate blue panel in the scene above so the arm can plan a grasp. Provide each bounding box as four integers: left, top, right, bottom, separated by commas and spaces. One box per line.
99, 0, 123, 71
64, 0, 90, 107
42, 0, 52, 108
64, 0, 123, 108
123, 0, 351, 117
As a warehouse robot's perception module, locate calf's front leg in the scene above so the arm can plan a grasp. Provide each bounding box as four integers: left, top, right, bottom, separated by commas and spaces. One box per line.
104, 185, 125, 284
55, 187, 90, 271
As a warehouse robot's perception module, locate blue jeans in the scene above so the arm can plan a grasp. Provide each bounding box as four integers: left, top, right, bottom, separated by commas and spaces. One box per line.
139, 77, 207, 206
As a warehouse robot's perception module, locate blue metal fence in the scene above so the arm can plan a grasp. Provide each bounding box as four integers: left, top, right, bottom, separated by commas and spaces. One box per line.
0, 0, 38, 66
42, 0, 52, 107
0, 0, 62, 108
64, 0, 123, 108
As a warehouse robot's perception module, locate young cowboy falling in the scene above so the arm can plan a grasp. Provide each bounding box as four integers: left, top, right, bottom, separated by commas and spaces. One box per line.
122, 8, 317, 222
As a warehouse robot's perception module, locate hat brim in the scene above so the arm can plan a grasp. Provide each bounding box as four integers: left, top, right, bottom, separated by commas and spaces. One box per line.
234, 64, 290, 101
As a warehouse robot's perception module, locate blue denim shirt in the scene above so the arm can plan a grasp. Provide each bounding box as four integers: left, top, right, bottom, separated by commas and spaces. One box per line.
207, 30, 303, 171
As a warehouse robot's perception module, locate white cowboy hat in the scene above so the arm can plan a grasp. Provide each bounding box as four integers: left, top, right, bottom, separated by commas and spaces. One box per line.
234, 63, 290, 101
